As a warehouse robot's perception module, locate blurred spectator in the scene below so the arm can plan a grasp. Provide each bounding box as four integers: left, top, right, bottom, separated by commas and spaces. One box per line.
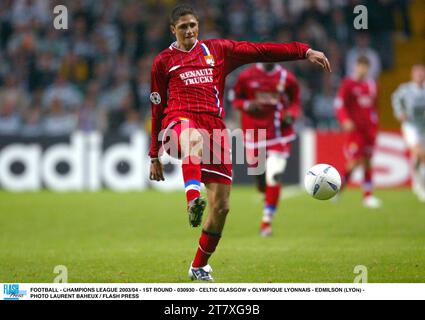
346, 34, 382, 79
395, 0, 412, 39
10, 0, 50, 27
312, 74, 338, 129
77, 81, 106, 132
119, 109, 141, 136
0, 95, 21, 135
43, 98, 77, 136
107, 92, 135, 133
327, 8, 351, 50
98, 67, 131, 111
0, 74, 30, 111
226, 0, 250, 39
59, 52, 90, 86
366, 0, 396, 70
42, 74, 83, 110
21, 106, 43, 137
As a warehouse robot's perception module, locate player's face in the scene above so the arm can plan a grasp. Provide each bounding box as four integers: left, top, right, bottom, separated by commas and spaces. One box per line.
411, 66, 425, 84
355, 62, 369, 79
171, 15, 199, 50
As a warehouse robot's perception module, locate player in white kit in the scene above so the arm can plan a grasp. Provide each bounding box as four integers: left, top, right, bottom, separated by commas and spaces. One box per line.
392, 64, 425, 202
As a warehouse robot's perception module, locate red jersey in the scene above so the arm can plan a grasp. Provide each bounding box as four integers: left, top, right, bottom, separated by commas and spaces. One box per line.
149, 39, 310, 158
334, 77, 379, 131
230, 64, 300, 144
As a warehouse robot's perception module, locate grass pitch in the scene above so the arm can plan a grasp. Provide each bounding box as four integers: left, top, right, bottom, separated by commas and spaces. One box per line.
0, 187, 424, 283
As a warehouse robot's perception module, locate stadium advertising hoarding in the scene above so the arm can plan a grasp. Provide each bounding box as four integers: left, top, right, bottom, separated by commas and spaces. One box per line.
0, 130, 409, 191
311, 130, 411, 188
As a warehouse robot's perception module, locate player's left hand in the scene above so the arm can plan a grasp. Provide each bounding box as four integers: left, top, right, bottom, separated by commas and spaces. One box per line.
306, 49, 332, 73
150, 158, 165, 181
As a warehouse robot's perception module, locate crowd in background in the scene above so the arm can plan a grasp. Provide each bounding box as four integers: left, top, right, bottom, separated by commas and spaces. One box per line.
0, 0, 412, 136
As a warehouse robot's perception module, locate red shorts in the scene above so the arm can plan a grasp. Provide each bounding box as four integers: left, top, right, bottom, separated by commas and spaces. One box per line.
344, 130, 377, 161
161, 112, 232, 185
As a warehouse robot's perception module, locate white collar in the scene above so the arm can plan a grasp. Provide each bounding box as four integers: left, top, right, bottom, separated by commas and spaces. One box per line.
169, 40, 199, 53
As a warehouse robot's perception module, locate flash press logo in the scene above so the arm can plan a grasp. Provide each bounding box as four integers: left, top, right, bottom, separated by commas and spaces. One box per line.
3, 284, 27, 300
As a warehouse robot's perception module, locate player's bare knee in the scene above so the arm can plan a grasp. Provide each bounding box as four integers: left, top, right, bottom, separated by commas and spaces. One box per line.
213, 201, 230, 217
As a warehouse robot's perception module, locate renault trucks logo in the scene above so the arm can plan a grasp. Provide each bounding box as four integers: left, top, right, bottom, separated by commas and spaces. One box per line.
3, 284, 27, 300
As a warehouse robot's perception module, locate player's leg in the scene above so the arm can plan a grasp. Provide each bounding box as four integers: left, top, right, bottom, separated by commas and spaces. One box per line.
404, 124, 425, 201
362, 156, 373, 198
247, 146, 266, 193
172, 122, 206, 227
362, 133, 382, 208
340, 159, 359, 192
189, 183, 231, 281
261, 152, 287, 237
412, 142, 425, 201
362, 156, 381, 208
341, 132, 361, 192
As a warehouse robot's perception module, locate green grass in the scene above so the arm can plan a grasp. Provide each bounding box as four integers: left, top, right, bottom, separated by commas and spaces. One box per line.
0, 187, 424, 283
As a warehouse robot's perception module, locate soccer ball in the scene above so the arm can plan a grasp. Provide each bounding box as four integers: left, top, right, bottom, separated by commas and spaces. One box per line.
304, 164, 341, 200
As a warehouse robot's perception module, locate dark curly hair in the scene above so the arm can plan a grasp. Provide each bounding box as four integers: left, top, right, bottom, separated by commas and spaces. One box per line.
169, 4, 199, 26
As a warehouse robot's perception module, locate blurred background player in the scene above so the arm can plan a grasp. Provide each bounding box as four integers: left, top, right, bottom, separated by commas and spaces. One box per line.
392, 64, 425, 202
335, 56, 382, 209
230, 63, 300, 237
149, 5, 331, 281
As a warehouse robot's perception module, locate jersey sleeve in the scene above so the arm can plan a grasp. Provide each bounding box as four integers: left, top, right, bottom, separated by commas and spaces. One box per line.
221, 40, 310, 74
229, 71, 250, 111
334, 80, 350, 124
391, 84, 407, 120
284, 71, 301, 119
149, 56, 168, 159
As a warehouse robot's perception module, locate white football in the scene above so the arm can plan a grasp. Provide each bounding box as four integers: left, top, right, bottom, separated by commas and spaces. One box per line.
304, 164, 341, 200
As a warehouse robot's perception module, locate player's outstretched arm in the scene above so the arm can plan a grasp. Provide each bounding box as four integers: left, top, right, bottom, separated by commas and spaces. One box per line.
149, 158, 165, 182
221, 40, 331, 74
306, 49, 332, 73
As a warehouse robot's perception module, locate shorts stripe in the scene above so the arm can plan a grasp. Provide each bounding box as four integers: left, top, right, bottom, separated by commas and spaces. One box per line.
201, 169, 233, 181
185, 185, 202, 193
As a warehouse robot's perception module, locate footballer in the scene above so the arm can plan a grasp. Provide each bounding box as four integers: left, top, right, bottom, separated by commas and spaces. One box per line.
230, 63, 301, 237
392, 64, 425, 202
335, 56, 382, 208
149, 4, 331, 281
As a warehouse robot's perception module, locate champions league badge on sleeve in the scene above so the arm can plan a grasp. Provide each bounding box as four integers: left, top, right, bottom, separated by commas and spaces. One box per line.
150, 92, 162, 105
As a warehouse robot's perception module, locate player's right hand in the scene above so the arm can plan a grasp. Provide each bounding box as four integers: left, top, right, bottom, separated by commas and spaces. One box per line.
342, 120, 355, 132
150, 158, 165, 181
306, 49, 332, 73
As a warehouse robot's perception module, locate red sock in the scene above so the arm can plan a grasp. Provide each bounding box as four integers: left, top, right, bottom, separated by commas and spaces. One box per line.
182, 155, 202, 203
363, 167, 373, 198
263, 185, 280, 222
192, 230, 221, 268
265, 185, 280, 208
